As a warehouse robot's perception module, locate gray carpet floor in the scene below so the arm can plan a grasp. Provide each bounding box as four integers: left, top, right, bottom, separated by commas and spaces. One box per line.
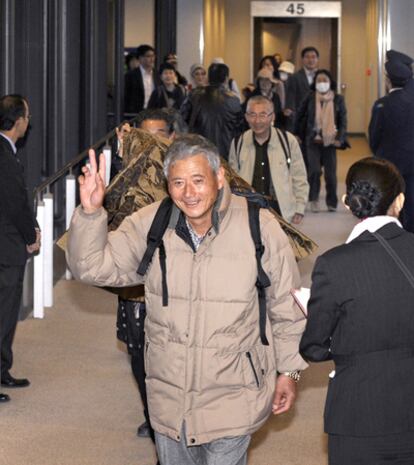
0, 137, 370, 465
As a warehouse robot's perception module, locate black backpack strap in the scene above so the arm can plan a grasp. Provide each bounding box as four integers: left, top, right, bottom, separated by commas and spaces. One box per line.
233, 132, 244, 170
136, 196, 173, 307
276, 128, 291, 170
247, 200, 271, 346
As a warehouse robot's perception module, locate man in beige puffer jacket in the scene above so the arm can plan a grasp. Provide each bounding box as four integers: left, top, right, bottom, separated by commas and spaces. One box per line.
66, 134, 307, 465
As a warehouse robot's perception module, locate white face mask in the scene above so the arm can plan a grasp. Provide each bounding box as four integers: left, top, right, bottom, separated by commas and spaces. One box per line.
279, 71, 288, 82
316, 82, 330, 94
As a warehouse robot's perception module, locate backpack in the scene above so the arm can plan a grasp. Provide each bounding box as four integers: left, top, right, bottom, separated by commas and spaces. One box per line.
233, 128, 292, 171
136, 192, 272, 346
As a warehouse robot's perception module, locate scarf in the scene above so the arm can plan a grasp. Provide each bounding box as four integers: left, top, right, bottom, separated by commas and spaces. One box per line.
315, 90, 336, 147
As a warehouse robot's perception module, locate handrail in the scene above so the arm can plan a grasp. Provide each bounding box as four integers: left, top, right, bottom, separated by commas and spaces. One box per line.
33, 114, 140, 200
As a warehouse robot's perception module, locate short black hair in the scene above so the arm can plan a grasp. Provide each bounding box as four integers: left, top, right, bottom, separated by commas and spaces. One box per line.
136, 109, 174, 135
125, 53, 137, 67
208, 63, 229, 85
345, 157, 405, 219
301, 46, 320, 58
310, 69, 337, 91
0, 94, 27, 131
158, 62, 176, 76
136, 44, 155, 59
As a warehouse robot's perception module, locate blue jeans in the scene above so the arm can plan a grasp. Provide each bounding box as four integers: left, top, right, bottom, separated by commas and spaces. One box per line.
155, 424, 250, 465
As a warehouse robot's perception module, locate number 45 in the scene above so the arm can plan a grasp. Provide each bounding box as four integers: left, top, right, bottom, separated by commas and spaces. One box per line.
286, 3, 305, 15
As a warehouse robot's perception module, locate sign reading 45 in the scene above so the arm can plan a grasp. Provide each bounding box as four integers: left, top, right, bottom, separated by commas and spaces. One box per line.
286, 3, 305, 15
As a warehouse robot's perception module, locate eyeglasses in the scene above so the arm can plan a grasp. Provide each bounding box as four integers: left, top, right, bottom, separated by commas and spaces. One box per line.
245, 111, 273, 121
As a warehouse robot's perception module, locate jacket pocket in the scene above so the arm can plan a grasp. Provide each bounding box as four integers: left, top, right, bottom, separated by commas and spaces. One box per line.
245, 350, 264, 389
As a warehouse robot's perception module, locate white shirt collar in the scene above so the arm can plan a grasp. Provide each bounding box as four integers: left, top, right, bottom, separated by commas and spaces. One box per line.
345, 215, 402, 244
0, 132, 17, 154
389, 87, 403, 93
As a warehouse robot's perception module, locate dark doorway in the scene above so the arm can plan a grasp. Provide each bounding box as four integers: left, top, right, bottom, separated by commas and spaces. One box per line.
253, 17, 339, 83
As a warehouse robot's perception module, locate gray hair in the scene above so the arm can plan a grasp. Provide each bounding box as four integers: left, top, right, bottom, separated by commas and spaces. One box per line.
246, 95, 274, 112
163, 134, 221, 178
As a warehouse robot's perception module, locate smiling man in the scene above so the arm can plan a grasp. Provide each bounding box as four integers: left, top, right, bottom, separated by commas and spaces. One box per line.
66, 134, 307, 465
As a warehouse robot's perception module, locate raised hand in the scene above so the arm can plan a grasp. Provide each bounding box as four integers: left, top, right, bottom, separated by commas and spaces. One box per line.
78, 149, 106, 214
115, 123, 131, 158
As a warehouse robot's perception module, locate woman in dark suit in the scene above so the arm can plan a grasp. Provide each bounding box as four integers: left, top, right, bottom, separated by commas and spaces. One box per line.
300, 157, 414, 465
295, 69, 348, 212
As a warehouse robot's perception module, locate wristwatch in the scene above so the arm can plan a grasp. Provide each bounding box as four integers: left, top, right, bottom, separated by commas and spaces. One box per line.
278, 370, 301, 382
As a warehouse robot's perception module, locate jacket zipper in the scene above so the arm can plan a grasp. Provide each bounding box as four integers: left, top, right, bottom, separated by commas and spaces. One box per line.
246, 352, 259, 388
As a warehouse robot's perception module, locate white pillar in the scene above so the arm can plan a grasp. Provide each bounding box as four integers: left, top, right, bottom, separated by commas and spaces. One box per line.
33, 201, 45, 319
43, 193, 54, 308
65, 175, 76, 280
103, 144, 112, 186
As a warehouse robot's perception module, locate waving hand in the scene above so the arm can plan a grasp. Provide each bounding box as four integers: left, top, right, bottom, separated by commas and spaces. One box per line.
78, 149, 106, 214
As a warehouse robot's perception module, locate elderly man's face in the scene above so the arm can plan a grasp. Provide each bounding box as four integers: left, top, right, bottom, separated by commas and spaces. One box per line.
168, 154, 224, 233
245, 101, 274, 136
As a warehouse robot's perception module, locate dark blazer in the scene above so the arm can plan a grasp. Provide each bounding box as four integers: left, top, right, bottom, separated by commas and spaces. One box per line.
124, 67, 159, 114
300, 223, 414, 437
0, 135, 37, 265
285, 68, 311, 115
295, 92, 348, 146
369, 81, 414, 175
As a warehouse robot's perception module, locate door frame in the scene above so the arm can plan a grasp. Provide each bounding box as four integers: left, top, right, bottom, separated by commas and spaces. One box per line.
250, 1, 342, 91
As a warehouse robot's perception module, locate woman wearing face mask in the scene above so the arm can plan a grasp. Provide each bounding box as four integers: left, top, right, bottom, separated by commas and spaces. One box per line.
296, 69, 348, 213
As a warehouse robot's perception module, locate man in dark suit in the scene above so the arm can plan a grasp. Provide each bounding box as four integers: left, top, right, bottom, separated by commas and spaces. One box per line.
369, 50, 414, 232
0, 94, 40, 403
124, 44, 158, 115
285, 46, 319, 128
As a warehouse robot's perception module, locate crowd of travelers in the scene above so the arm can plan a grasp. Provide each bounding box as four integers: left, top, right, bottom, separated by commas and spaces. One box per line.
124, 44, 350, 221
2, 40, 414, 465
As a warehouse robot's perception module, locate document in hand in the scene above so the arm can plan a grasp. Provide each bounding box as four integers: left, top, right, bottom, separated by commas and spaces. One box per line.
291, 287, 310, 317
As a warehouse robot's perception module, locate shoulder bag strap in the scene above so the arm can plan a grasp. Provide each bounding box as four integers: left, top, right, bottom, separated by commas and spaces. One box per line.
372, 231, 414, 289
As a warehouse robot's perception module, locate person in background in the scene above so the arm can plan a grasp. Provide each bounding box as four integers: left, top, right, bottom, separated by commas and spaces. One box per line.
258, 55, 285, 108
229, 95, 308, 225
211, 57, 241, 100
243, 68, 284, 130
0, 94, 41, 403
369, 49, 414, 233
163, 52, 188, 87
285, 46, 319, 126
125, 52, 139, 71
124, 44, 159, 115
295, 69, 348, 213
300, 157, 414, 465
181, 63, 243, 160
278, 61, 295, 85
273, 52, 283, 66
112, 109, 175, 465
188, 64, 207, 91
148, 63, 186, 111
279, 61, 296, 131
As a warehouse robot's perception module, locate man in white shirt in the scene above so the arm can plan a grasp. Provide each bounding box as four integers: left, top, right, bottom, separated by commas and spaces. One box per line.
124, 44, 158, 114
